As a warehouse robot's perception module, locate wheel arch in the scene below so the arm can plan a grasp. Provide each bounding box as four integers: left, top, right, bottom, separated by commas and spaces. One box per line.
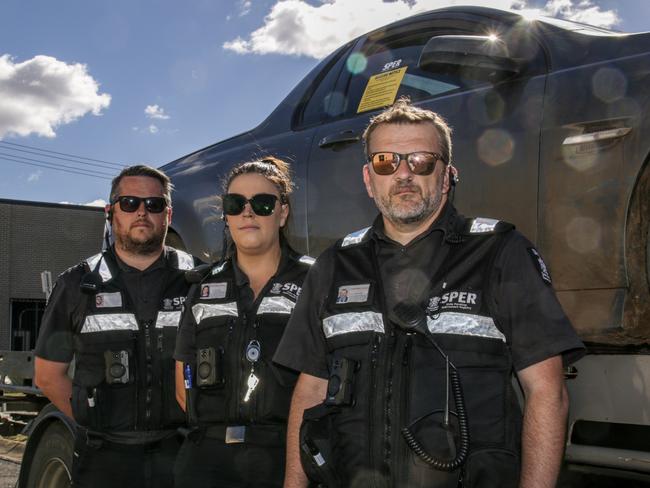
17, 404, 76, 488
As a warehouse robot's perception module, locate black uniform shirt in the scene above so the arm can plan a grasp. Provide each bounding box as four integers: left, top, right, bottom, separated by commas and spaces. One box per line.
175, 246, 296, 363
274, 205, 585, 378
35, 248, 171, 363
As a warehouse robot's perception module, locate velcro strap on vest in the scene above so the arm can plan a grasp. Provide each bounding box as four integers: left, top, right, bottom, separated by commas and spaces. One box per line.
203, 423, 286, 447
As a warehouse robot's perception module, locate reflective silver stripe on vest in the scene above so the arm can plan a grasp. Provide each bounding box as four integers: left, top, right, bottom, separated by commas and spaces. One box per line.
175, 250, 194, 270
81, 313, 138, 333
299, 255, 315, 265
341, 227, 371, 248
323, 311, 384, 338
192, 302, 239, 323
86, 252, 113, 282
426, 312, 506, 342
257, 296, 295, 315
155, 311, 182, 328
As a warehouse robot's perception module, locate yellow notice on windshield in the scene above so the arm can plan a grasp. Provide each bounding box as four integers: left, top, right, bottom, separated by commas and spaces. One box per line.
357, 67, 407, 114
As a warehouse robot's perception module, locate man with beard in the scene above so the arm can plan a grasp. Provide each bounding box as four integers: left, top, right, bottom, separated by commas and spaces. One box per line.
34, 165, 198, 488
274, 99, 584, 488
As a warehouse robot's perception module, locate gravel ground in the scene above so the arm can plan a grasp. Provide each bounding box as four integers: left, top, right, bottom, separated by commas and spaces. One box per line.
0, 459, 19, 488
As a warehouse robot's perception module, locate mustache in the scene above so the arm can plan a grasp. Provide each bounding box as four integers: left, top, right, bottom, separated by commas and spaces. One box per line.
390, 182, 421, 195
130, 218, 153, 227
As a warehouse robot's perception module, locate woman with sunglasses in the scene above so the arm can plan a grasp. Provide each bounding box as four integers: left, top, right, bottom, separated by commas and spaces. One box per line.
173, 157, 314, 488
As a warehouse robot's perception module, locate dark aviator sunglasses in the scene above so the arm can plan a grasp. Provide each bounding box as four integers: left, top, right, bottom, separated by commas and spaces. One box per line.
111, 196, 168, 214
222, 193, 281, 217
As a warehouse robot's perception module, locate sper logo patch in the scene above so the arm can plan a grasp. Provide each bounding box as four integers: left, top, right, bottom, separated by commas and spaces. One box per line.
270, 282, 302, 300
200, 282, 228, 300
427, 290, 480, 313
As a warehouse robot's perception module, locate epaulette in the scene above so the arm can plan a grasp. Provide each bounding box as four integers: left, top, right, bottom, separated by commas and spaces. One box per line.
185, 263, 213, 284
299, 255, 316, 266
340, 227, 372, 248
463, 217, 515, 235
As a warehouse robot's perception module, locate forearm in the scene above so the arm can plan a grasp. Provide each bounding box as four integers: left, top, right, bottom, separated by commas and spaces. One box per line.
519, 380, 569, 488
284, 374, 327, 488
37, 375, 74, 419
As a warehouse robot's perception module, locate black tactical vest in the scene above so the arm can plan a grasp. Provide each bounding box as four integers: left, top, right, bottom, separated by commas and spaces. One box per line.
71, 247, 195, 433
188, 249, 313, 429
310, 216, 522, 488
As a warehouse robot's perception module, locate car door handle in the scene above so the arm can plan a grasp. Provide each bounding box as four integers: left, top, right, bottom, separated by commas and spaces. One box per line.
318, 130, 361, 148
562, 127, 631, 146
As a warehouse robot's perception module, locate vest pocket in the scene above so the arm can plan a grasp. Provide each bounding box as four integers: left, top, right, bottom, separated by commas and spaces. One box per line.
194, 318, 233, 422
72, 341, 137, 431
462, 448, 520, 488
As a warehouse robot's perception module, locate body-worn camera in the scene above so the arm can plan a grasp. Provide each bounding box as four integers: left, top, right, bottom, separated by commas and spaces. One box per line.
197, 347, 224, 387
325, 357, 358, 406
104, 350, 130, 384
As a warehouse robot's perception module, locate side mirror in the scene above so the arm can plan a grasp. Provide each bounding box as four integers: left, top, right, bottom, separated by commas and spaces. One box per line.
418, 35, 521, 82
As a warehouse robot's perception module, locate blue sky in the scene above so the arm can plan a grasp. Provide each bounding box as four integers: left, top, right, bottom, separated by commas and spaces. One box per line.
0, 0, 647, 206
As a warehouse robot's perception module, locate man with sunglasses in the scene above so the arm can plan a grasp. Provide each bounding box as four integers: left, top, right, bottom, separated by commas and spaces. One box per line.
275, 98, 584, 488
34, 165, 199, 488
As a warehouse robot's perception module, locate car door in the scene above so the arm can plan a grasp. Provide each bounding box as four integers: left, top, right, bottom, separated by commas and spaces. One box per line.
302, 11, 548, 256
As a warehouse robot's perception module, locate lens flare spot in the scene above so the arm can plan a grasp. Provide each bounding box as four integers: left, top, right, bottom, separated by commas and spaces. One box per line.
324, 91, 348, 117
561, 144, 599, 172
346, 53, 368, 75
592, 67, 627, 103
477, 129, 514, 166
565, 216, 602, 254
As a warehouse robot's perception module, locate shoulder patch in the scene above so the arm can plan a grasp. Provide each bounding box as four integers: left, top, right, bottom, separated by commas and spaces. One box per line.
299, 255, 316, 266
527, 247, 552, 285
341, 227, 372, 248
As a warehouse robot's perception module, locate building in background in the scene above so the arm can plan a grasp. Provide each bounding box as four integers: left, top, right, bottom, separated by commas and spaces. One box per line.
0, 199, 105, 351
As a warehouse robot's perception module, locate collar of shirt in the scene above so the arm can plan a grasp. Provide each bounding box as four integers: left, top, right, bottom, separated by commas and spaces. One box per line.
110, 246, 168, 275
231, 241, 298, 289
371, 201, 456, 248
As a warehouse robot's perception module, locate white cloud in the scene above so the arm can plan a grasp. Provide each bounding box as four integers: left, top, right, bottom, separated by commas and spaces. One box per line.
84, 198, 107, 207
541, 0, 618, 26
239, 0, 252, 16
27, 170, 42, 182
148, 124, 159, 134
0, 54, 111, 138
144, 104, 170, 120
223, 0, 619, 59
59, 198, 107, 207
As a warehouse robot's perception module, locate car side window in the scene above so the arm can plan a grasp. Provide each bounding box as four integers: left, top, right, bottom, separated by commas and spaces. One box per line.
339, 32, 490, 116
298, 46, 351, 128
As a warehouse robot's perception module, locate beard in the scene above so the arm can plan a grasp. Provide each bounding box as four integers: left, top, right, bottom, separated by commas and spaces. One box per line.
376, 179, 444, 227
114, 221, 166, 256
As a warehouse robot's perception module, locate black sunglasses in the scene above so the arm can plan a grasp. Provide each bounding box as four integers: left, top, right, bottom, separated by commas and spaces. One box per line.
222, 193, 280, 216
112, 196, 168, 213
367, 151, 445, 176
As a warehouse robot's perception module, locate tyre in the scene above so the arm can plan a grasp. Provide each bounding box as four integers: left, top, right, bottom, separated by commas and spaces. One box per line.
25, 422, 73, 488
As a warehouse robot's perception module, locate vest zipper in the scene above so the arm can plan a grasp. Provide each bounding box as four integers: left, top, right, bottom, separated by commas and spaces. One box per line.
383, 330, 396, 479
396, 334, 412, 481
368, 333, 382, 479
143, 319, 154, 428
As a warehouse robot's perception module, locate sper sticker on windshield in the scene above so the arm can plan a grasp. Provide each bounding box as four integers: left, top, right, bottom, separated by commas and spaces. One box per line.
357, 66, 407, 114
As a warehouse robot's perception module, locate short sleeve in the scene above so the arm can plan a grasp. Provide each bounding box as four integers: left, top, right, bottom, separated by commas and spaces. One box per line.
273, 251, 332, 379
174, 288, 200, 363
34, 270, 82, 363
492, 232, 585, 371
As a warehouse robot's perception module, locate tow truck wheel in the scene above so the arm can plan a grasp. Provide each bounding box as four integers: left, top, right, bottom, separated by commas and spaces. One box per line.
25, 422, 73, 488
